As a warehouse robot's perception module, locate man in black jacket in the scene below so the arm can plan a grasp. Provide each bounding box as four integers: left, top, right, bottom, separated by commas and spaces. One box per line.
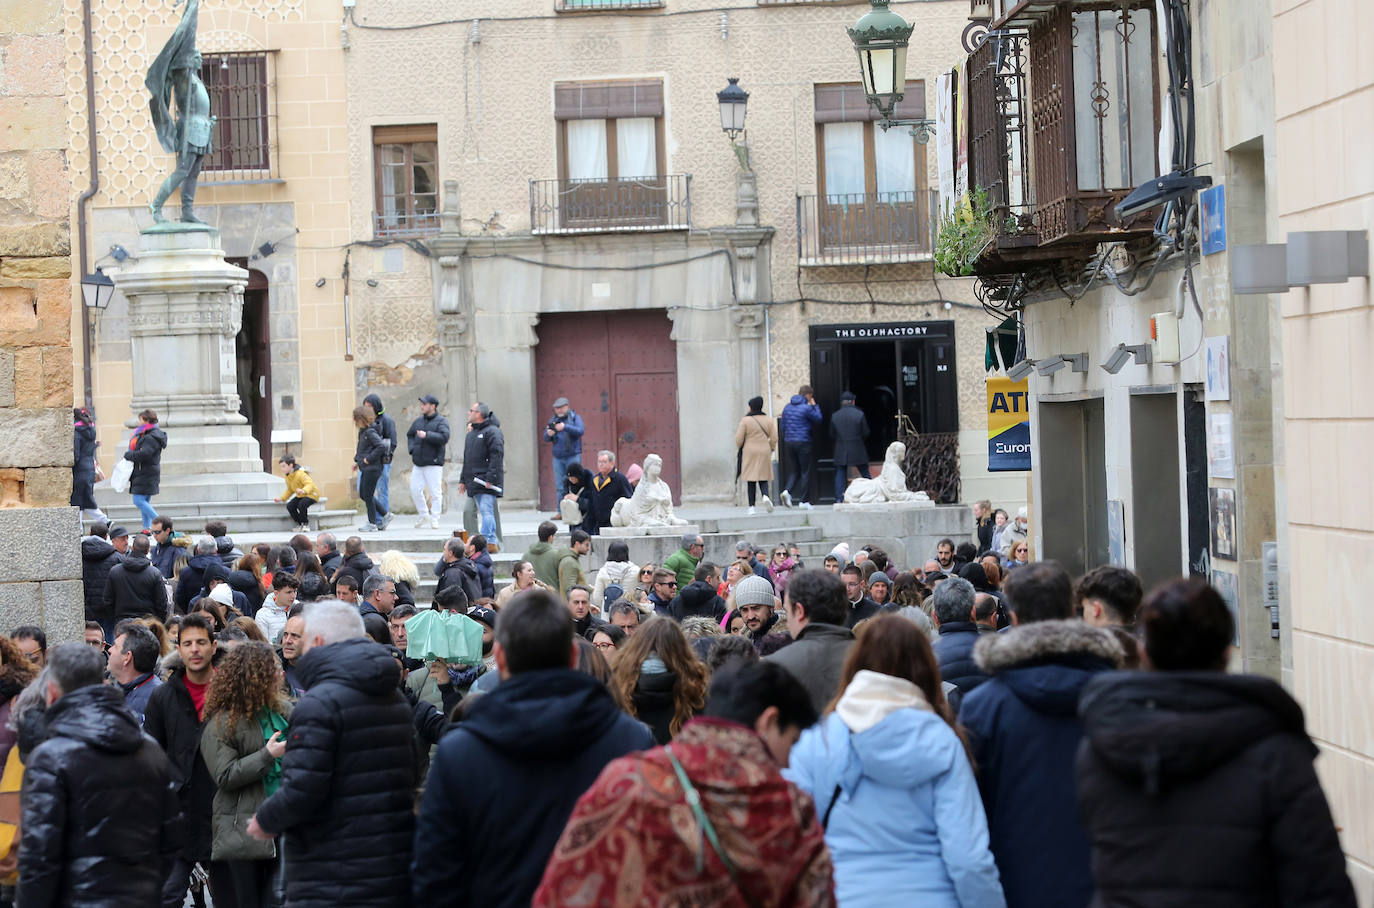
315, 531, 342, 577
930, 576, 990, 696
17, 643, 180, 908
143, 613, 225, 907
828, 390, 870, 503
81, 525, 122, 639
102, 533, 169, 621
249, 601, 415, 907
765, 568, 855, 713
174, 535, 220, 613
411, 589, 653, 906
588, 450, 632, 531
407, 394, 451, 529
434, 537, 483, 605
459, 402, 504, 549
670, 562, 728, 620
331, 535, 376, 589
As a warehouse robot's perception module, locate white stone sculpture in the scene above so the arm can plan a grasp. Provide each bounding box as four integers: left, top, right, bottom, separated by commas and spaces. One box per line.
843, 442, 932, 505
610, 453, 688, 527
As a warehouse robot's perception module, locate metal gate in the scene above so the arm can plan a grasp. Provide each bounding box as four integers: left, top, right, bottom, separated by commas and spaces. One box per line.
534, 310, 681, 511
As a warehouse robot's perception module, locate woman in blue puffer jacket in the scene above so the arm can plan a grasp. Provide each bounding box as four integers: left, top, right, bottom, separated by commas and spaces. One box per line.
785, 614, 1005, 908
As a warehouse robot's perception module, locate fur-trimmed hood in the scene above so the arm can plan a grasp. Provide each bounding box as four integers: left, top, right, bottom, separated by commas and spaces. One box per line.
974, 619, 1124, 674
973, 620, 1123, 718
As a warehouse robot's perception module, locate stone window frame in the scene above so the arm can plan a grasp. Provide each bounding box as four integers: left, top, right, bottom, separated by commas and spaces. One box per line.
199, 51, 278, 180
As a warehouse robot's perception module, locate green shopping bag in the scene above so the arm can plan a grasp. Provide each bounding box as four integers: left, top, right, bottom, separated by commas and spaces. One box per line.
403, 609, 485, 665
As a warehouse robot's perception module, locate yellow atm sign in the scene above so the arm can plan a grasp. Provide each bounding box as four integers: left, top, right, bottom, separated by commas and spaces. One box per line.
987, 378, 1031, 472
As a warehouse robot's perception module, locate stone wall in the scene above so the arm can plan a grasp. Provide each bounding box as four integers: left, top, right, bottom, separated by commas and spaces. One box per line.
0, 0, 83, 639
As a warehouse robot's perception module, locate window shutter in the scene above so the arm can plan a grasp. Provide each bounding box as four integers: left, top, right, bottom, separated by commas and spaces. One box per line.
555, 80, 664, 120
814, 81, 925, 123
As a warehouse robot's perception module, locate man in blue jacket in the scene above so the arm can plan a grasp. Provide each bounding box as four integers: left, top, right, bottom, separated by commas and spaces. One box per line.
778, 384, 822, 509
543, 396, 584, 509
411, 589, 653, 907
957, 561, 1124, 908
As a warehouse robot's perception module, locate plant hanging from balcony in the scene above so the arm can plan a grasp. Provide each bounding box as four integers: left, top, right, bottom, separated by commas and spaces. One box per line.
933, 189, 998, 277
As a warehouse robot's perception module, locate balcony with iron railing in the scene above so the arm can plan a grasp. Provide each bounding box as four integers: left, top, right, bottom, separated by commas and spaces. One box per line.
373, 210, 440, 238
555, 0, 663, 10
797, 189, 936, 266
530, 174, 691, 235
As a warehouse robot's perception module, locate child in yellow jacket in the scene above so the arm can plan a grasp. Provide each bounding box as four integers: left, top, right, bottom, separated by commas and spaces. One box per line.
276, 454, 321, 530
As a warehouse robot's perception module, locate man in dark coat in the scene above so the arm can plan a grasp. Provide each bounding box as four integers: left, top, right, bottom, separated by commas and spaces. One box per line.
765, 568, 854, 714
174, 535, 221, 613
331, 536, 376, 589
958, 562, 1124, 908
588, 449, 633, 529
406, 393, 450, 528
1077, 578, 1355, 908
840, 563, 879, 628
81, 528, 122, 637
671, 563, 728, 621
250, 601, 416, 908
411, 590, 653, 906
102, 534, 169, 621
459, 402, 504, 548
930, 576, 990, 696
143, 613, 225, 906
316, 532, 342, 578
434, 537, 483, 606
827, 390, 869, 503
17, 643, 180, 908
466, 534, 495, 599
149, 515, 184, 578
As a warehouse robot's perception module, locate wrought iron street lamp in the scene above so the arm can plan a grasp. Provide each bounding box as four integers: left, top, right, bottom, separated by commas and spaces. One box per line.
80, 268, 114, 311
847, 0, 936, 143
717, 77, 751, 170
847, 0, 913, 119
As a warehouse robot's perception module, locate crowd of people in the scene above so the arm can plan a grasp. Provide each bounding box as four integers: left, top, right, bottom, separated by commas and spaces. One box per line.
11, 494, 1356, 907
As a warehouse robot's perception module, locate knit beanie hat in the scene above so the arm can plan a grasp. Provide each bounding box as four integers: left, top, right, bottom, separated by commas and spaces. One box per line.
733, 575, 775, 608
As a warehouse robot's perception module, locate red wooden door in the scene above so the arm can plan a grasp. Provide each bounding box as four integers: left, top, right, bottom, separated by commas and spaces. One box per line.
534, 310, 680, 511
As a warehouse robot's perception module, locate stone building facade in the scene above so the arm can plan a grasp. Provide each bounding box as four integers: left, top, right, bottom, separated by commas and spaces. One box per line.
76, 0, 1027, 517
0, 0, 83, 637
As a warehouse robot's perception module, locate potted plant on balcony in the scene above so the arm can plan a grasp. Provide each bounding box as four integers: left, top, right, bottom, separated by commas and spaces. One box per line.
934, 189, 999, 277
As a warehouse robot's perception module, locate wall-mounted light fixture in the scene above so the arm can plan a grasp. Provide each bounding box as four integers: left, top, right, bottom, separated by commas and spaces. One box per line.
1037, 353, 1088, 376
366, 278, 379, 288
315, 277, 326, 288
1100, 342, 1153, 374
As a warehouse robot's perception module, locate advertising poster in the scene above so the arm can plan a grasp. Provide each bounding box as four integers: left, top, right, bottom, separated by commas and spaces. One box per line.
987, 377, 1031, 472
1205, 336, 1230, 401
1209, 487, 1237, 562
1207, 412, 1235, 479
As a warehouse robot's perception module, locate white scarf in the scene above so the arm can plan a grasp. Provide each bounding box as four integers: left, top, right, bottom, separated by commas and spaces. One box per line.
835, 669, 932, 733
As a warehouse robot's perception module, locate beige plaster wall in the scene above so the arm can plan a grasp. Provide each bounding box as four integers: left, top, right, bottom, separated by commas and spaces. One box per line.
1273, 0, 1374, 899
71, 0, 358, 499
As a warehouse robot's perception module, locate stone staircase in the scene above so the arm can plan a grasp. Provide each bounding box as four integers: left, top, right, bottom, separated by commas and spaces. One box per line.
86, 498, 359, 535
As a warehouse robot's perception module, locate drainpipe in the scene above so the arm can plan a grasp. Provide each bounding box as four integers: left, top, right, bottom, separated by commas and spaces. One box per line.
76, 0, 101, 408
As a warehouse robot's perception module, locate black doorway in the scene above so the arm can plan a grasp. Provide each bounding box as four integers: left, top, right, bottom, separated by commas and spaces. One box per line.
804, 321, 959, 504
230, 262, 272, 472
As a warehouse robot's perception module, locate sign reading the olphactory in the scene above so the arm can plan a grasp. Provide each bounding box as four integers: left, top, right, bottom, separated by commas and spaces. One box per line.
987, 377, 1031, 472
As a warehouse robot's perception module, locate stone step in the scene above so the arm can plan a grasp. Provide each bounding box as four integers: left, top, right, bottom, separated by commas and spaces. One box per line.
86, 506, 358, 534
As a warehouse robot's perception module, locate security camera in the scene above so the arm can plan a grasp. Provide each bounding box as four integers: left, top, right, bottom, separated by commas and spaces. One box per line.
1007, 358, 1036, 382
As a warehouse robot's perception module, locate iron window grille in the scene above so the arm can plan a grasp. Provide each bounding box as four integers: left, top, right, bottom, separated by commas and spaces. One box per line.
198, 52, 278, 182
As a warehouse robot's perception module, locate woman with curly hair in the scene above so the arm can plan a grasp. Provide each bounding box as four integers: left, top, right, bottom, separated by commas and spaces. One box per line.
199, 641, 292, 907
610, 616, 708, 744
376, 550, 420, 606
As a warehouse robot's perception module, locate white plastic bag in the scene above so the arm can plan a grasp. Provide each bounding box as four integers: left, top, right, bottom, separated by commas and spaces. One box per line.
110, 457, 133, 493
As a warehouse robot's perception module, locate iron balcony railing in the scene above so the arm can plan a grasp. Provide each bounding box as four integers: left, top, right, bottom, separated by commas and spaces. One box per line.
531, 174, 691, 235
373, 210, 440, 238
797, 189, 937, 265
556, 0, 663, 10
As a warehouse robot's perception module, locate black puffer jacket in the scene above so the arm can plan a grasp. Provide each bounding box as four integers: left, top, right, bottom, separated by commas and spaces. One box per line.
102, 553, 169, 621
256, 637, 416, 908
671, 580, 728, 621
174, 551, 220, 613
406, 411, 451, 467
434, 556, 483, 605
17, 684, 180, 908
1077, 671, 1356, 908
363, 393, 398, 463
632, 670, 682, 744
459, 414, 504, 498
332, 551, 376, 589
931, 622, 989, 694
355, 424, 388, 469
143, 667, 215, 863
80, 536, 121, 622
124, 425, 167, 496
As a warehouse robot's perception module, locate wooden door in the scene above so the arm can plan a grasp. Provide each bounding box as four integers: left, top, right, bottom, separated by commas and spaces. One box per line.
534, 310, 680, 511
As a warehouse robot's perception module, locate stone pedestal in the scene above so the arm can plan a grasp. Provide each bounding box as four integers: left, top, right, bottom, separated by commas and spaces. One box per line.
102, 227, 279, 503
600, 524, 700, 538
814, 503, 970, 570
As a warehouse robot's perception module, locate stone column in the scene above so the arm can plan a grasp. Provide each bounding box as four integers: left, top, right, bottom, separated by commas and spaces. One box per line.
430, 180, 479, 506
107, 227, 278, 502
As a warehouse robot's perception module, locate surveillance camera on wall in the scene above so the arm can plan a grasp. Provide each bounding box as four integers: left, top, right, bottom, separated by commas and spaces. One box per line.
1007, 358, 1036, 382
1038, 353, 1088, 376
1101, 342, 1153, 374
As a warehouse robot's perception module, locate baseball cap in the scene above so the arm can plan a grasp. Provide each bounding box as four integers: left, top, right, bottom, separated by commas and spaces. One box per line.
552, 397, 570, 408
839, 391, 856, 403
109, 525, 129, 539
733, 575, 775, 608
419, 394, 440, 405
467, 606, 497, 630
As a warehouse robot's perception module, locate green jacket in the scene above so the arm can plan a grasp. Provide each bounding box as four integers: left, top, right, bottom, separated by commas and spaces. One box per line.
199, 703, 293, 861
663, 547, 701, 589
524, 541, 561, 589
556, 547, 586, 598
